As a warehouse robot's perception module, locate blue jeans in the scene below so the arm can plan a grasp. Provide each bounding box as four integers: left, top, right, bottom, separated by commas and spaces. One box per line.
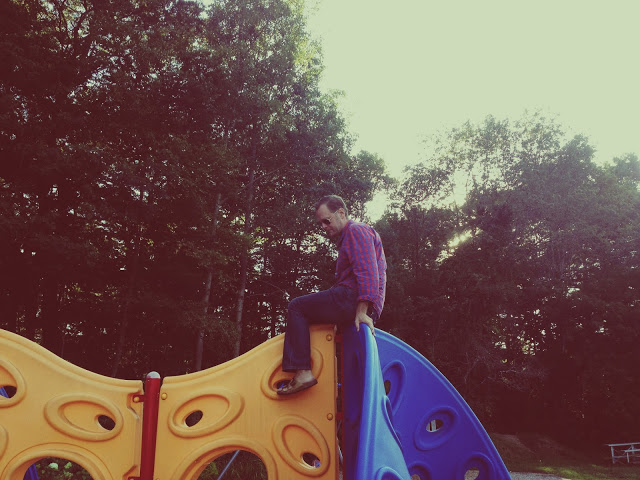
282, 286, 377, 372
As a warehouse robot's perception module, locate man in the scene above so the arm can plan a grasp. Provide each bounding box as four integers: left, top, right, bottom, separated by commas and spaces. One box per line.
278, 195, 387, 395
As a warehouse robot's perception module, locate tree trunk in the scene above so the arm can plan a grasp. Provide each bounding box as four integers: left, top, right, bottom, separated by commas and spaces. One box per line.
233, 165, 255, 358
110, 232, 141, 378
41, 275, 63, 356
3, 289, 19, 334
195, 192, 222, 371
23, 275, 39, 341
269, 301, 277, 339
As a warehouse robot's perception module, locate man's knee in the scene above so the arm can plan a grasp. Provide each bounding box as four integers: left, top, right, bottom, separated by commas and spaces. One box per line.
288, 296, 303, 314
287, 296, 310, 323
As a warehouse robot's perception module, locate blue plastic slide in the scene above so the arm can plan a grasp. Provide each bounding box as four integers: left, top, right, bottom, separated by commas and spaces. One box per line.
0, 387, 40, 480
342, 327, 511, 480
342, 326, 411, 480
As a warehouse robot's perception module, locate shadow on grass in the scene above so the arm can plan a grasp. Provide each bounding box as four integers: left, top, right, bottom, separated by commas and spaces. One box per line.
490, 433, 640, 480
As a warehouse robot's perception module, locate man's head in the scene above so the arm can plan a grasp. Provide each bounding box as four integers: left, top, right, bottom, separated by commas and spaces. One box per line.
315, 195, 349, 239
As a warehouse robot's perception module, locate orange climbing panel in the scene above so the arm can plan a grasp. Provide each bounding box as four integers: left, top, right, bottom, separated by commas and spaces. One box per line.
0, 329, 144, 480
0, 325, 339, 480
155, 324, 339, 480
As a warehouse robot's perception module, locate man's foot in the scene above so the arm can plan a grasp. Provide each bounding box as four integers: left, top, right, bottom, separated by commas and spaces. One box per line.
277, 375, 318, 395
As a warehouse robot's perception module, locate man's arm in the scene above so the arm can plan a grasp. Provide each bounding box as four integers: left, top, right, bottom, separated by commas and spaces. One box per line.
344, 224, 379, 336
355, 300, 376, 336
346, 224, 380, 307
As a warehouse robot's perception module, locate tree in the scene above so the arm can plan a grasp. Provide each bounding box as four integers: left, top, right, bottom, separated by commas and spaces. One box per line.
378, 113, 640, 442
0, 0, 387, 381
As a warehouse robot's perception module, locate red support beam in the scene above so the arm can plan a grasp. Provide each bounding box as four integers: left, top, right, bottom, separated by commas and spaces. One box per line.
131, 372, 161, 480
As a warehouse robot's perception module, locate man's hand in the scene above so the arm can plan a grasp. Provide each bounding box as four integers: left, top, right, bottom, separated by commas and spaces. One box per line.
355, 301, 376, 336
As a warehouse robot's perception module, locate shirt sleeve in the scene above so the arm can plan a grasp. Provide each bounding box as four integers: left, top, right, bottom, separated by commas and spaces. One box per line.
345, 223, 380, 304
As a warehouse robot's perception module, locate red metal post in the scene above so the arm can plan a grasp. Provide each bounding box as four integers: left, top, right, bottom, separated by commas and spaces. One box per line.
136, 372, 161, 480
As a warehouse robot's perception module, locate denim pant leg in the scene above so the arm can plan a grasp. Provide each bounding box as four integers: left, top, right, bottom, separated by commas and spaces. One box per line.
282, 286, 358, 372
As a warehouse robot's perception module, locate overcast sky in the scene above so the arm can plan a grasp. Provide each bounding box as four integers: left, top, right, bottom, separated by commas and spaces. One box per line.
306, 0, 640, 180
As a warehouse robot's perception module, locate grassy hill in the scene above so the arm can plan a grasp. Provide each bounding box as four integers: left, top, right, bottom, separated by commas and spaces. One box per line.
491, 433, 640, 480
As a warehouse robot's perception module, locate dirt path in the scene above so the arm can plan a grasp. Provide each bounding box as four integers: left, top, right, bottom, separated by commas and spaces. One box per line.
463, 473, 568, 480
509, 474, 569, 480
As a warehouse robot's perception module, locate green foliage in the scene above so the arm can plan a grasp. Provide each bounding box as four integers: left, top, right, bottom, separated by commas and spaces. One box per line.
35, 458, 92, 480
0, 0, 385, 379
378, 113, 639, 446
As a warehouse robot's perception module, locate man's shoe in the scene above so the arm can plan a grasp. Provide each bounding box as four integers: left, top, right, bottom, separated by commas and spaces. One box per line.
277, 377, 318, 395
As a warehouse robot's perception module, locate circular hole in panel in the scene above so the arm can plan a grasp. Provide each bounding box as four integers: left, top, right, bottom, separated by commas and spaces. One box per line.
458, 453, 494, 480
384, 379, 391, 395
414, 407, 459, 451
274, 379, 289, 390
97, 415, 116, 431
185, 410, 203, 427
197, 450, 267, 479
426, 418, 444, 432
169, 391, 243, 438
0, 386, 16, 398
409, 462, 432, 480
302, 452, 321, 468
464, 468, 480, 480
263, 348, 322, 399
35, 457, 93, 479
381, 361, 406, 412
44, 394, 123, 441
272, 415, 329, 475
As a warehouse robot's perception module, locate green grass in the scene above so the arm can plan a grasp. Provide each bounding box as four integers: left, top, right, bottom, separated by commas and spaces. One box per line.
491, 433, 640, 480
536, 464, 640, 480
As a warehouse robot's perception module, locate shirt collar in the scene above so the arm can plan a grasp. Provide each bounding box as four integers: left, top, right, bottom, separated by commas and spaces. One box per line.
336, 219, 354, 248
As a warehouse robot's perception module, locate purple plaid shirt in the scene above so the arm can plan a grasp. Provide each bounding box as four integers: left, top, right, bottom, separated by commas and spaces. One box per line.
334, 220, 387, 317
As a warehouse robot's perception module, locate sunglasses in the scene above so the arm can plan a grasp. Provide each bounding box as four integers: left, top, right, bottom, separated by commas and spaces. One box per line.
319, 214, 334, 226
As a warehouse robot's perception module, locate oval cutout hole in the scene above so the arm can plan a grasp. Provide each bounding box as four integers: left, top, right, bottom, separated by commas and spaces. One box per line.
35, 457, 92, 478
198, 450, 267, 479
302, 452, 321, 468
97, 415, 116, 431
426, 418, 444, 432
0, 386, 17, 398
185, 410, 204, 427
409, 464, 431, 480
274, 379, 289, 390
465, 468, 480, 479
384, 379, 391, 395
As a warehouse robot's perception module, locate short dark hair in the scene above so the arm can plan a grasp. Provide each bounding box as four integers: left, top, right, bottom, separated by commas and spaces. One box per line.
315, 195, 348, 215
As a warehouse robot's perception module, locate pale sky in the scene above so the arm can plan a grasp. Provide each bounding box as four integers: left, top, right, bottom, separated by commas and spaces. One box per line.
306, 0, 640, 180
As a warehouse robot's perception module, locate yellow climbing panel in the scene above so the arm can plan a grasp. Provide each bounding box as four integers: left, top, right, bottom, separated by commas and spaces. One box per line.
155, 325, 338, 479
0, 329, 144, 480
0, 325, 338, 480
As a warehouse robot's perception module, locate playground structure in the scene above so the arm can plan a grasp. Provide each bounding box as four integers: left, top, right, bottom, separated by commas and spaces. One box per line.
0, 326, 511, 479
